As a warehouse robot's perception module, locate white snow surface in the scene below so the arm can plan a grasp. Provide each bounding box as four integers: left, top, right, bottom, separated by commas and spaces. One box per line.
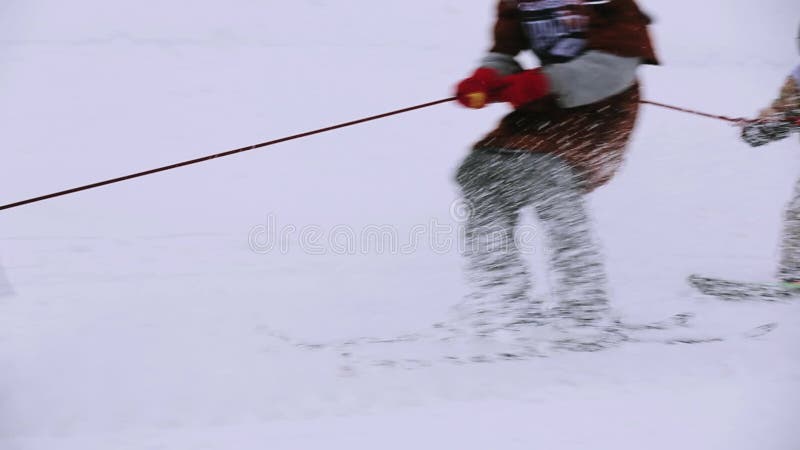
2, 0, 800, 449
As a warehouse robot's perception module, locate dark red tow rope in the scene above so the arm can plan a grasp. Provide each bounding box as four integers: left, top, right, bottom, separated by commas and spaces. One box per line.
0, 97, 748, 212
0, 97, 456, 212
641, 99, 750, 124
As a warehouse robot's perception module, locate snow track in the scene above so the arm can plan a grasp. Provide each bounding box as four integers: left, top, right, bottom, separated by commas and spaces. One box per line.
1, 1, 800, 449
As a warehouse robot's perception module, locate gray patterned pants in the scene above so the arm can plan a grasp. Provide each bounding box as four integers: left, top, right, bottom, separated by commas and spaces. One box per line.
455, 150, 609, 331
778, 175, 800, 282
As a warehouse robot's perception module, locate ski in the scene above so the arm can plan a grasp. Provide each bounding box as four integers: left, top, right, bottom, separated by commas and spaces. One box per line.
262, 312, 776, 370
688, 274, 800, 302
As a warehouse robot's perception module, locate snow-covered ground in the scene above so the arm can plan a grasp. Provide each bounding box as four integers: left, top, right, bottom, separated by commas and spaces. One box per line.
1, 1, 799, 448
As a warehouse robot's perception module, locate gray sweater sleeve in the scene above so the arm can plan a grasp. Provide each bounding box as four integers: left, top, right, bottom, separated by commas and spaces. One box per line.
479, 52, 523, 76
542, 50, 641, 108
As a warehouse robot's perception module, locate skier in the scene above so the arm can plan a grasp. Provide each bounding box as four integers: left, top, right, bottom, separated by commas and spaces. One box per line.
452, 0, 658, 334
740, 31, 800, 288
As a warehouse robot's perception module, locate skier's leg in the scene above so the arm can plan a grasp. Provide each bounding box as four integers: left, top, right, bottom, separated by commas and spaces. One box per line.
455, 151, 536, 331
778, 176, 800, 283
531, 156, 609, 325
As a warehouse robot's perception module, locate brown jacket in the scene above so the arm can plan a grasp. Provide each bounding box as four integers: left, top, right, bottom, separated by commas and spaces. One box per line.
757, 69, 800, 121
475, 0, 658, 191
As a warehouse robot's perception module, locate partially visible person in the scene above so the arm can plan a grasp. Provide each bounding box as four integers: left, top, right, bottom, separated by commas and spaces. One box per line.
741, 68, 800, 148
741, 33, 800, 286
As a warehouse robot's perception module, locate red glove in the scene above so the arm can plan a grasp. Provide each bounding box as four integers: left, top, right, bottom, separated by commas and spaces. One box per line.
455, 68, 505, 109
498, 69, 550, 109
